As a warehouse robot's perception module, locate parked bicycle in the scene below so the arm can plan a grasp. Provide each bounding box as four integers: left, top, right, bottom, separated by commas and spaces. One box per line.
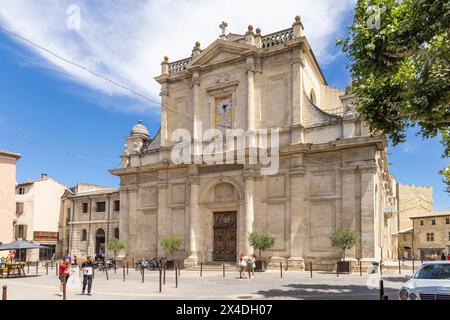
136, 257, 168, 271
94, 258, 115, 271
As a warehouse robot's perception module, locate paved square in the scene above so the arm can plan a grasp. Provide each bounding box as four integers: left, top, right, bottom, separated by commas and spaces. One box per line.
0, 266, 412, 300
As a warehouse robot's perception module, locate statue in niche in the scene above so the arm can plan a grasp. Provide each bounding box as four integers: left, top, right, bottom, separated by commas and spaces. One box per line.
215, 96, 233, 131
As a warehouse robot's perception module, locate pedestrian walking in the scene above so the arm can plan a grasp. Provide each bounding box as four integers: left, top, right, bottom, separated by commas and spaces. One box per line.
239, 253, 247, 279
57, 257, 71, 296
81, 256, 94, 296
251, 254, 257, 277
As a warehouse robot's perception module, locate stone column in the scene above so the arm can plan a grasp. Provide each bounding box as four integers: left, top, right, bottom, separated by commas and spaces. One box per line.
340, 166, 358, 268
243, 171, 255, 255
192, 71, 202, 164
291, 49, 304, 144
288, 160, 306, 270
160, 57, 169, 148
157, 171, 168, 257
127, 186, 138, 258
119, 187, 129, 257
185, 171, 200, 267
246, 57, 257, 166
359, 166, 378, 269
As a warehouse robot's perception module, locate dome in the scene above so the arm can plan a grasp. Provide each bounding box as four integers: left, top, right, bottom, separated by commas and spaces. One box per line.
130, 120, 149, 137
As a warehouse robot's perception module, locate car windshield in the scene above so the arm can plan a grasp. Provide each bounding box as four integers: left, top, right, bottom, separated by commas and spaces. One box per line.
415, 264, 450, 280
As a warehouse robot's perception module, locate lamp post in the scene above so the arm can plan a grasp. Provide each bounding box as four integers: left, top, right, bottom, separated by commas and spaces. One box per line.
12, 219, 17, 241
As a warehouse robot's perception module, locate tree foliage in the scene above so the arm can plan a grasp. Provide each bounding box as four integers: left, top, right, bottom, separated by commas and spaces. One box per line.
330, 229, 360, 261
106, 237, 125, 260
338, 0, 450, 190
160, 236, 183, 260
248, 232, 275, 260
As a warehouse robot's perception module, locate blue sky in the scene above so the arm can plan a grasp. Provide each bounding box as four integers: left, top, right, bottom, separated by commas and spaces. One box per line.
0, 1, 448, 210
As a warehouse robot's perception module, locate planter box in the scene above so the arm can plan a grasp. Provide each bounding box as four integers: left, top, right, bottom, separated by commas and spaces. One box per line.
255, 260, 266, 272
337, 261, 351, 273
166, 260, 176, 270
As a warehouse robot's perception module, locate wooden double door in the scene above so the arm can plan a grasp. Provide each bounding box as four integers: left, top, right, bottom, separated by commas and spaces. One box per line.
213, 212, 237, 262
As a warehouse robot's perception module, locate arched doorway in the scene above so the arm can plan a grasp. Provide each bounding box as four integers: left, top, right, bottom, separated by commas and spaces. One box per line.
200, 178, 244, 263
95, 228, 105, 259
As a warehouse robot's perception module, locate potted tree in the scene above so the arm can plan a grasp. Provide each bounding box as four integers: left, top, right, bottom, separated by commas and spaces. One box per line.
248, 232, 275, 272
330, 228, 359, 273
106, 237, 125, 269
160, 236, 182, 270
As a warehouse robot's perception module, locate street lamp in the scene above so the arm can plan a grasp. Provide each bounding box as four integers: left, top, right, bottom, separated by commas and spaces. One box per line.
12, 219, 17, 241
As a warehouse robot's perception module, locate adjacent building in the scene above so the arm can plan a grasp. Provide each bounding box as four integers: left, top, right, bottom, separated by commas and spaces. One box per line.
57, 183, 120, 259
108, 16, 396, 270
411, 211, 450, 260
0, 149, 21, 257
14, 174, 67, 261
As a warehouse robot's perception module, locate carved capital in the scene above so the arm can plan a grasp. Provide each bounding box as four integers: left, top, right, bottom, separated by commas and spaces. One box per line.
188, 175, 200, 185
189, 73, 200, 88
159, 83, 169, 97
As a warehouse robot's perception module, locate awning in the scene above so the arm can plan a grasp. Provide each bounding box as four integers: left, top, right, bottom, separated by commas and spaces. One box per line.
0, 240, 49, 251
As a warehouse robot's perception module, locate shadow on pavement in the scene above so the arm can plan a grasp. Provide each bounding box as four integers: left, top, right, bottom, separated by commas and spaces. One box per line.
255, 283, 399, 300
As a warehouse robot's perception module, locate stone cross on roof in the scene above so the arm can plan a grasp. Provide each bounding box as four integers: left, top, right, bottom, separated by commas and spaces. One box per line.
219, 21, 228, 38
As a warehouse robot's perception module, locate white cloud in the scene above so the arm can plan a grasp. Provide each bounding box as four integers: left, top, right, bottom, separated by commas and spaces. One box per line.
0, 0, 354, 114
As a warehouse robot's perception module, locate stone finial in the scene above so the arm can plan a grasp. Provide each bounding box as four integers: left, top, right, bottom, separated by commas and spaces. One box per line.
245, 24, 255, 45
219, 21, 228, 39
292, 15, 304, 38
161, 56, 169, 75
192, 41, 201, 57
254, 27, 262, 48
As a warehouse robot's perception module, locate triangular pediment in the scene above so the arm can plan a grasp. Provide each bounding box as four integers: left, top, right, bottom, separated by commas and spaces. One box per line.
187, 39, 255, 69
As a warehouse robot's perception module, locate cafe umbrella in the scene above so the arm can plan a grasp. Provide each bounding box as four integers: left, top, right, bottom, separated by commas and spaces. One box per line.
0, 240, 48, 261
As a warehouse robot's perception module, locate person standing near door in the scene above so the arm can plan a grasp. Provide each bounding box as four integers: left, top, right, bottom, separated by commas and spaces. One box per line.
81, 256, 94, 296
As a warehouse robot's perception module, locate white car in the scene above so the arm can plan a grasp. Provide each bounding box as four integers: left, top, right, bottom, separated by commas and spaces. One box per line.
399, 261, 450, 300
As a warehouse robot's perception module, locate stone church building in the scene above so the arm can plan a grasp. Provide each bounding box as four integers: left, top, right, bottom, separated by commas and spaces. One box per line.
61, 16, 397, 270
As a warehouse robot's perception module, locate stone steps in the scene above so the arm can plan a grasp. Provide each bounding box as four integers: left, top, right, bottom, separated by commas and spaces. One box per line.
184, 263, 238, 271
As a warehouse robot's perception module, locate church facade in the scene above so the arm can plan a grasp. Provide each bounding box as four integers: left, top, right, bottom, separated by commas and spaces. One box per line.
106, 16, 396, 270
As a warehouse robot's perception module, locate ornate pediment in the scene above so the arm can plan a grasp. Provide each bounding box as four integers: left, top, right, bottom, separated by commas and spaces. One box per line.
187, 39, 256, 69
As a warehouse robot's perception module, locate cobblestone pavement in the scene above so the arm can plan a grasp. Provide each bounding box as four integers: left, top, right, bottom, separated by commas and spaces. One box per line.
0, 267, 412, 300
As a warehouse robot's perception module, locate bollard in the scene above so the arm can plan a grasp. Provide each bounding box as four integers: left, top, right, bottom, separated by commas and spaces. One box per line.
141, 267, 144, 284
175, 266, 178, 288
380, 261, 383, 276
123, 265, 126, 282
200, 262, 203, 277
92, 266, 95, 279
63, 276, 67, 300
310, 262, 313, 278
280, 262, 283, 278
27, 261, 30, 274
223, 264, 225, 278
163, 266, 166, 285
379, 279, 384, 301
105, 266, 109, 280
248, 264, 251, 279
412, 259, 415, 274
398, 259, 401, 275
359, 260, 362, 276
159, 268, 162, 293
36, 261, 38, 275
46, 262, 48, 275
56, 262, 58, 276
2, 286, 7, 300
